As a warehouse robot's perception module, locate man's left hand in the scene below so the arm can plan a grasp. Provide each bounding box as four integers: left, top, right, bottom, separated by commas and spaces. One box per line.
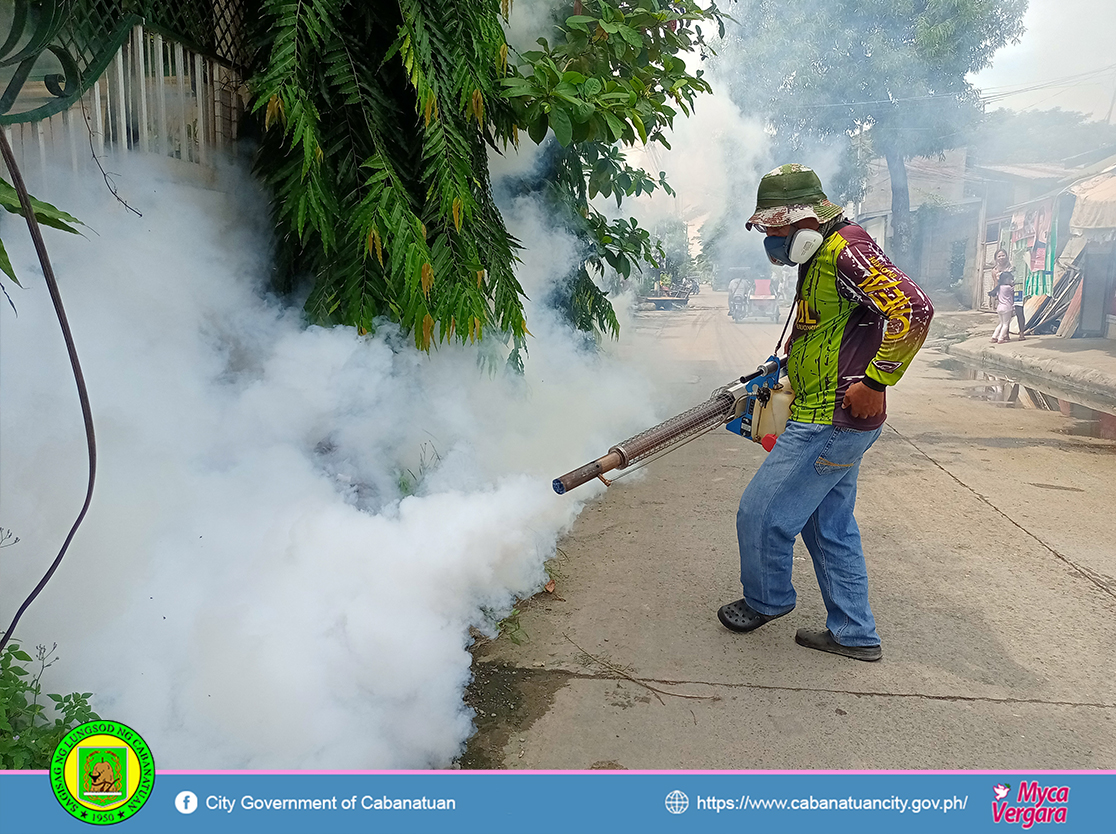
841, 381, 885, 419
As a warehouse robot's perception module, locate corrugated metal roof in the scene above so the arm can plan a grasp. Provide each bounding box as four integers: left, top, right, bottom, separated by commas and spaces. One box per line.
1070, 171, 1116, 229
975, 162, 1071, 180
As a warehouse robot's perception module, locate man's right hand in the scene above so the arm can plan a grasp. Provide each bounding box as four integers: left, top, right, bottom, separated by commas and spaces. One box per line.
841, 381, 885, 419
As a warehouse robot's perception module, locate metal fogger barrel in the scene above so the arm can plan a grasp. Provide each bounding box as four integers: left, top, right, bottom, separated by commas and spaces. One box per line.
552, 358, 782, 495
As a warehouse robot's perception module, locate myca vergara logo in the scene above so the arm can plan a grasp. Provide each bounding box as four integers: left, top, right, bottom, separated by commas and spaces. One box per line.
991, 781, 1069, 828
50, 720, 155, 825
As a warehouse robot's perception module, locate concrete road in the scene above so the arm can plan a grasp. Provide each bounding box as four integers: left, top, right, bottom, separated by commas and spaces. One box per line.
463, 290, 1116, 770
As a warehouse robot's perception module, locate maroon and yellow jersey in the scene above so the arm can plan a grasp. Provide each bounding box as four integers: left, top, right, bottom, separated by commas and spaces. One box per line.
787, 223, 934, 430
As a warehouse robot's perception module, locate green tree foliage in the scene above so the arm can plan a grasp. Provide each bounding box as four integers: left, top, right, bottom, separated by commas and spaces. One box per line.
498, 1, 726, 341
248, 0, 727, 353
0, 179, 82, 310
721, 0, 1025, 267
970, 107, 1116, 165
249, 0, 521, 351
644, 215, 690, 291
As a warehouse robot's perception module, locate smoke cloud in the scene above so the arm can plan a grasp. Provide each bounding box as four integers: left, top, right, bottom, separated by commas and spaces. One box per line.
502, 0, 560, 54
2, 1, 862, 772
627, 76, 768, 221
0, 153, 659, 768
621, 45, 850, 272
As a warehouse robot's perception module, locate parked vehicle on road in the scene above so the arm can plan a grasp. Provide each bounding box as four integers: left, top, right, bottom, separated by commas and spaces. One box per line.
645, 280, 692, 310
746, 277, 781, 322
729, 294, 748, 322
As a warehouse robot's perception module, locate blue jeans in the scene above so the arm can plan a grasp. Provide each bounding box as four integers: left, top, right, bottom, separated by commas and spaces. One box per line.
736, 420, 883, 646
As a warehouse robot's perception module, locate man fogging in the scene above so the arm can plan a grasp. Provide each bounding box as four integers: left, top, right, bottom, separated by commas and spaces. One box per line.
718, 164, 934, 661
552, 163, 933, 662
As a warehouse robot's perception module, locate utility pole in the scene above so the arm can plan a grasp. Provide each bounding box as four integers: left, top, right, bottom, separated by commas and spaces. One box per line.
1106, 69, 1116, 124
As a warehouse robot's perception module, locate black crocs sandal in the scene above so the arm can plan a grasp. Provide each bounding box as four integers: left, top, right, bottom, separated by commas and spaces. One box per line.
794, 629, 882, 662
717, 599, 790, 633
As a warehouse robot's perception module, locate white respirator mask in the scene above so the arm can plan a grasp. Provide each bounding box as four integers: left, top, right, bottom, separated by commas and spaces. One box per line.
764, 228, 824, 266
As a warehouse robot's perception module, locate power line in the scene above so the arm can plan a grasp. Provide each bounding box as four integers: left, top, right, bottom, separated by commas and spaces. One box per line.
979, 62, 1116, 97
781, 61, 1116, 111
787, 92, 966, 109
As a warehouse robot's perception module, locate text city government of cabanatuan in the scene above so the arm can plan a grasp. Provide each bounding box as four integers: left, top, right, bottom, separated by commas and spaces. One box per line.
205, 794, 457, 812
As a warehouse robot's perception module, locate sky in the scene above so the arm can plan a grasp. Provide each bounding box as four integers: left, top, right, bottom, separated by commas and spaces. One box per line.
969, 0, 1116, 120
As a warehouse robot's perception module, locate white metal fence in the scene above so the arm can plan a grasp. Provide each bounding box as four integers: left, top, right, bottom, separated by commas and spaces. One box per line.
5, 23, 246, 178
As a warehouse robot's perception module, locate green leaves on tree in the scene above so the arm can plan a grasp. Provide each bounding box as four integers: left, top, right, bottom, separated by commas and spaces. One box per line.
250, 0, 525, 352
0, 179, 82, 290
248, 1, 726, 351
497, 1, 725, 339
722, 0, 1025, 265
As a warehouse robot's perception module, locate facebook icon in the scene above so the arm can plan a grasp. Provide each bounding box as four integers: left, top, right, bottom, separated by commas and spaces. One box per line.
175, 791, 198, 814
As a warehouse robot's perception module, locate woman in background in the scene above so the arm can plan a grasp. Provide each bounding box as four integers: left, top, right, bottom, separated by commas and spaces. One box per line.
992, 248, 1027, 340
991, 270, 1015, 343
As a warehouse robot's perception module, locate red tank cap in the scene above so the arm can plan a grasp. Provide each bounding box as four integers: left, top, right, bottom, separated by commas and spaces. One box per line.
761, 434, 778, 452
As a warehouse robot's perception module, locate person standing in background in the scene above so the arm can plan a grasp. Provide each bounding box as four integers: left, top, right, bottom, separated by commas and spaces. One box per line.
991, 270, 1015, 343
993, 248, 1026, 340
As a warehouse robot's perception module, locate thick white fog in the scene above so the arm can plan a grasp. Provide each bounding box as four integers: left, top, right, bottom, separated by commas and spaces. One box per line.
0, 154, 661, 768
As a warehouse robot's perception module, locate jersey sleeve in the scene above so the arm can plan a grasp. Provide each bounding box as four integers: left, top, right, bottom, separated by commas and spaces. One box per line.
833, 236, 934, 387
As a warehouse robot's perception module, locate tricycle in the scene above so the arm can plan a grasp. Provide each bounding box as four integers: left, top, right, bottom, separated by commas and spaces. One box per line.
645, 280, 692, 310
745, 277, 781, 322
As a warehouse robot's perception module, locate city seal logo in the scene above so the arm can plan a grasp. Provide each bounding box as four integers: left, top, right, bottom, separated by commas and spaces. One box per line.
50, 720, 154, 825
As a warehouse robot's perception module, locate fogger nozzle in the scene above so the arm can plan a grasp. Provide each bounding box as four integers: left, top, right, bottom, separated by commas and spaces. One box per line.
552, 389, 736, 494
552, 451, 624, 495
552, 359, 785, 495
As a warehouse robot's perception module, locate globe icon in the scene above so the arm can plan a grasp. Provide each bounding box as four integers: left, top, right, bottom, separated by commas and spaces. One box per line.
665, 790, 689, 814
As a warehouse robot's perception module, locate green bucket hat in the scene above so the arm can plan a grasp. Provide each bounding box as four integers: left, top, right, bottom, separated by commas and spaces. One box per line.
746, 163, 844, 230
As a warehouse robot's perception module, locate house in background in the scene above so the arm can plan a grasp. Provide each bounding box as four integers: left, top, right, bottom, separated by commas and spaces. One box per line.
853, 145, 1116, 339
1057, 167, 1116, 338
966, 161, 1068, 312
853, 149, 981, 300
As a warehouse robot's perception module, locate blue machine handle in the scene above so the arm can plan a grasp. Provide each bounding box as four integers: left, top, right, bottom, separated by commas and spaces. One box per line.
744, 354, 786, 393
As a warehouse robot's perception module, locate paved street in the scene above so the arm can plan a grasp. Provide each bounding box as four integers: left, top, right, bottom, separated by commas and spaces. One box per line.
464, 290, 1116, 770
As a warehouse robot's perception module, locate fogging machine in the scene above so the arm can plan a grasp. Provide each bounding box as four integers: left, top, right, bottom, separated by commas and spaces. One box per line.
552, 355, 790, 495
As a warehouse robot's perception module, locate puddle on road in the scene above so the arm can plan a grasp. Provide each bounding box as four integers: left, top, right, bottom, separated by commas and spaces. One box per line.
933, 358, 1116, 440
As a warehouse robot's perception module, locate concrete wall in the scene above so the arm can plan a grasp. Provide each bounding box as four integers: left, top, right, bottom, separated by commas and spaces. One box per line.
913, 204, 982, 294
858, 150, 969, 216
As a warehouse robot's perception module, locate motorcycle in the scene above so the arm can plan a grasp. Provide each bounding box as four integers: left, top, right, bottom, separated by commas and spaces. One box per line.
729, 294, 748, 322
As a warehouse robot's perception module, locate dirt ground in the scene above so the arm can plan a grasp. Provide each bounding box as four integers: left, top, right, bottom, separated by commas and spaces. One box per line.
461, 289, 1116, 770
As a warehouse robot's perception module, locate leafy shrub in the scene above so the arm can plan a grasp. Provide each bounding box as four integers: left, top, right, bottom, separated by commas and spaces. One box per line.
0, 642, 99, 769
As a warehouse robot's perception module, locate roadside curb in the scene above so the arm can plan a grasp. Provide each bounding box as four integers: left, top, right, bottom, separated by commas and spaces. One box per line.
947, 338, 1116, 412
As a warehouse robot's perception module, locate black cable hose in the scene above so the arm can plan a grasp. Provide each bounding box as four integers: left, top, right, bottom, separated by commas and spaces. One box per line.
0, 129, 96, 654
